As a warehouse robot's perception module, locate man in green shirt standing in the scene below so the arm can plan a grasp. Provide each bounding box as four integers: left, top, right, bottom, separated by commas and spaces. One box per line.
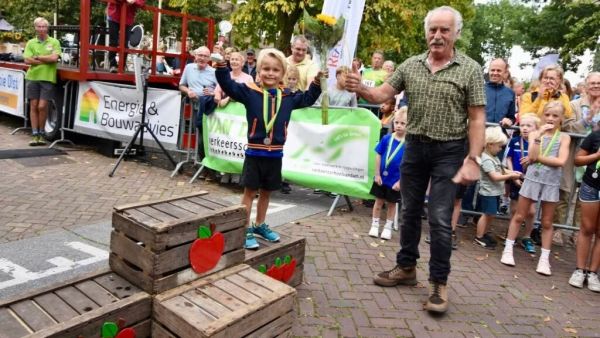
23, 17, 61, 146
346, 6, 486, 314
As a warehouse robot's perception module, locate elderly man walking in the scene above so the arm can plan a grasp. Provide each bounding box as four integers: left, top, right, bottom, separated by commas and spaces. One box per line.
345, 6, 486, 314
23, 17, 61, 146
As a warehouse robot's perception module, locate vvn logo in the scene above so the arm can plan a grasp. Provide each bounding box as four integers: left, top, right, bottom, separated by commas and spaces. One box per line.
79, 88, 99, 123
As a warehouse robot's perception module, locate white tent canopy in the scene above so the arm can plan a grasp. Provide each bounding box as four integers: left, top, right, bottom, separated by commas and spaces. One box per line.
0, 18, 15, 31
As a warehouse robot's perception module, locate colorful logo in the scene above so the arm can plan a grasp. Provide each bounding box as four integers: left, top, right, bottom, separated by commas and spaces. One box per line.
79, 88, 99, 123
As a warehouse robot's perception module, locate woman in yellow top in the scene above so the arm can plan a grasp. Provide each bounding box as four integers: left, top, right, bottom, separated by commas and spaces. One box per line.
520, 64, 573, 119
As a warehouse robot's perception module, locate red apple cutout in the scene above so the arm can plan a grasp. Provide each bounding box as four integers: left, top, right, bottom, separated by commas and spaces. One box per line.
189, 225, 225, 274
115, 328, 136, 338
281, 255, 297, 283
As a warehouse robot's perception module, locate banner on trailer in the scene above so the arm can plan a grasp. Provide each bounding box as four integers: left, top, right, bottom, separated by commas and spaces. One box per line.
74, 81, 181, 149
202, 103, 380, 199
0, 68, 25, 118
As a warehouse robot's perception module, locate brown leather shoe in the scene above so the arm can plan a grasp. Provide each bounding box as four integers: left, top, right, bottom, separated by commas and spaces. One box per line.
373, 265, 417, 287
424, 282, 448, 314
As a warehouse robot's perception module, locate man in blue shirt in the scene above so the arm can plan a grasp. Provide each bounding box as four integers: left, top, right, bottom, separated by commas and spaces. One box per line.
485, 58, 516, 127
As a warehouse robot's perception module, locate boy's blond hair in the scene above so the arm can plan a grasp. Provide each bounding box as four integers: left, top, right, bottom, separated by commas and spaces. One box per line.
519, 113, 541, 128
542, 100, 565, 116
485, 126, 507, 145
257, 48, 287, 75
394, 106, 407, 121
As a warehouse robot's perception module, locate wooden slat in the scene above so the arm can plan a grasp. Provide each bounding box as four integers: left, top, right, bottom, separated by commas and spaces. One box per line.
108, 254, 154, 294
152, 321, 178, 338
244, 236, 306, 266
197, 284, 247, 309
187, 196, 228, 210
30, 292, 151, 338
214, 278, 261, 303
94, 272, 141, 299
161, 211, 246, 247
238, 269, 295, 294
113, 191, 208, 212
162, 296, 215, 326
55, 287, 99, 314
224, 273, 272, 299
0, 307, 30, 338
154, 264, 249, 302
181, 289, 232, 319
207, 293, 295, 338
112, 212, 162, 250
33, 293, 79, 323
244, 311, 294, 338
137, 206, 178, 223
9, 300, 56, 331
75, 280, 119, 306
169, 199, 210, 214
110, 230, 155, 273
122, 208, 162, 227
153, 202, 196, 219
0, 268, 110, 308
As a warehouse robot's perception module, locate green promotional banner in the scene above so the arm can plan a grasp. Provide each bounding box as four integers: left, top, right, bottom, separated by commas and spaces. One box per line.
202, 103, 380, 199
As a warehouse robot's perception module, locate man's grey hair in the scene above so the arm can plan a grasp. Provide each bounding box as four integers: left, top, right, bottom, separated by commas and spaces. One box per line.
291, 35, 310, 47
193, 46, 210, 55
586, 72, 600, 84
424, 6, 463, 36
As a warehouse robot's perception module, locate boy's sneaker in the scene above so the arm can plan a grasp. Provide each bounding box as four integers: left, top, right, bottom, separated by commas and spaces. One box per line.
484, 232, 498, 245
245, 228, 259, 250
36, 135, 47, 146
520, 237, 536, 254
587, 272, 600, 292
252, 223, 280, 242
530, 228, 542, 246
474, 236, 496, 250
29, 135, 39, 146
368, 224, 379, 238
568, 269, 586, 288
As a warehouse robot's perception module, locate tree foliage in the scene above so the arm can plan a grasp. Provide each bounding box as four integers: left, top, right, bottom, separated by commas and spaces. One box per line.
519, 0, 599, 71
461, 0, 535, 65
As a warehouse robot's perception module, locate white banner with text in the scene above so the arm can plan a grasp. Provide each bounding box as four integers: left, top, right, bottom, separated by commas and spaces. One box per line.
0, 68, 25, 118
74, 81, 181, 149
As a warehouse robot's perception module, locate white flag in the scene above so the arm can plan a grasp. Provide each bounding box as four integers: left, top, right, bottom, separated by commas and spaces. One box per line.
321, 0, 366, 85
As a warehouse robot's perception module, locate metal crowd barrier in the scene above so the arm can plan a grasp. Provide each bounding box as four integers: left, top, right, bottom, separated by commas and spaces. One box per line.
463, 121, 589, 232
170, 97, 200, 178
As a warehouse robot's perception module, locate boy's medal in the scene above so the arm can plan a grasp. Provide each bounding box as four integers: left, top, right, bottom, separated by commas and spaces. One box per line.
262, 89, 282, 146
383, 137, 404, 178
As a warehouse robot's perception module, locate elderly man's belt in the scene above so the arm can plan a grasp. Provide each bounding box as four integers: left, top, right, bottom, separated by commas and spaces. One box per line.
406, 134, 438, 143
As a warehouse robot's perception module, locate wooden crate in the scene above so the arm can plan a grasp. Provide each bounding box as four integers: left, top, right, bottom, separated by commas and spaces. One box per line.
0, 268, 151, 338
153, 264, 296, 338
110, 192, 247, 294
244, 235, 305, 287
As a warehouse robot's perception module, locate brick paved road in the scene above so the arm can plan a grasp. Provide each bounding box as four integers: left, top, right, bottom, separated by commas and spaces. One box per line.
1, 114, 599, 337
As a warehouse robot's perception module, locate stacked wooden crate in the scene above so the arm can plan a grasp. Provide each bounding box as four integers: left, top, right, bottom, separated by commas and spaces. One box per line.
0, 268, 151, 338
244, 235, 306, 287
109, 192, 246, 294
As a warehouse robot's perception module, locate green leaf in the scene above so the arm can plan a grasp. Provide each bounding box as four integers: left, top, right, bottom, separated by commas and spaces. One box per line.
258, 265, 267, 273
274, 257, 282, 267
101, 322, 119, 338
198, 226, 212, 239
284, 255, 291, 264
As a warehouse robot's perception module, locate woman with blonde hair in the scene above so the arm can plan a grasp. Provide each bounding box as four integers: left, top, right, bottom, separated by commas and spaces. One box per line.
519, 64, 573, 119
